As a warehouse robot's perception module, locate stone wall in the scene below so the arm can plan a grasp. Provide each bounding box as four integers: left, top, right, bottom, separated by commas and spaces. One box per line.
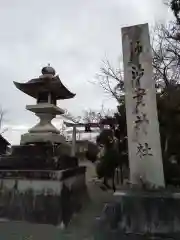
94, 190, 180, 239
0, 166, 87, 227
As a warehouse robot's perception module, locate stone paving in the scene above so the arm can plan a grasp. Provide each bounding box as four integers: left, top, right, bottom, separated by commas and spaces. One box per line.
60, 160, 114, 239
61, 180, 114, 239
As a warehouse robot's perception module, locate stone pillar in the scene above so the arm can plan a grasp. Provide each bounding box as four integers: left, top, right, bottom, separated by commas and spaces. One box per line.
48, 93, 51, 104
71, 126, 76, 157
121, 23, 165, 187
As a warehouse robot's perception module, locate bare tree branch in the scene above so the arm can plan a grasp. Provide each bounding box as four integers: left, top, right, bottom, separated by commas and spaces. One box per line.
152, 23, 180, 90
82, 105, 115, 124
91, 58, 124, 103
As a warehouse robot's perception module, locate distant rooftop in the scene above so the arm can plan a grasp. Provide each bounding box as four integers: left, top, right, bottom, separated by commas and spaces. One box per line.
0, 135, 10, 146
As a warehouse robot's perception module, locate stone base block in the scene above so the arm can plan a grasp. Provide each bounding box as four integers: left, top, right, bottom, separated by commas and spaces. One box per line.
94, 189, 180, 239
20, 132, 68, 144
0, 167, 87, 227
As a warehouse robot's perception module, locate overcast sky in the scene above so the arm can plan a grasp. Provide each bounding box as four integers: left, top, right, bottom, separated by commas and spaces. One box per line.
0, 0, 171, 144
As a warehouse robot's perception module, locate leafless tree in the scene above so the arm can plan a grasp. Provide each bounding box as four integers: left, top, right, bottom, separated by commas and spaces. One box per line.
164, 0, 180, 24
94, 22, 180, 100
63, 109, 82, 123
82, 105, 115, 124
152, 23, 180, 90
92, 59, 124, 104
